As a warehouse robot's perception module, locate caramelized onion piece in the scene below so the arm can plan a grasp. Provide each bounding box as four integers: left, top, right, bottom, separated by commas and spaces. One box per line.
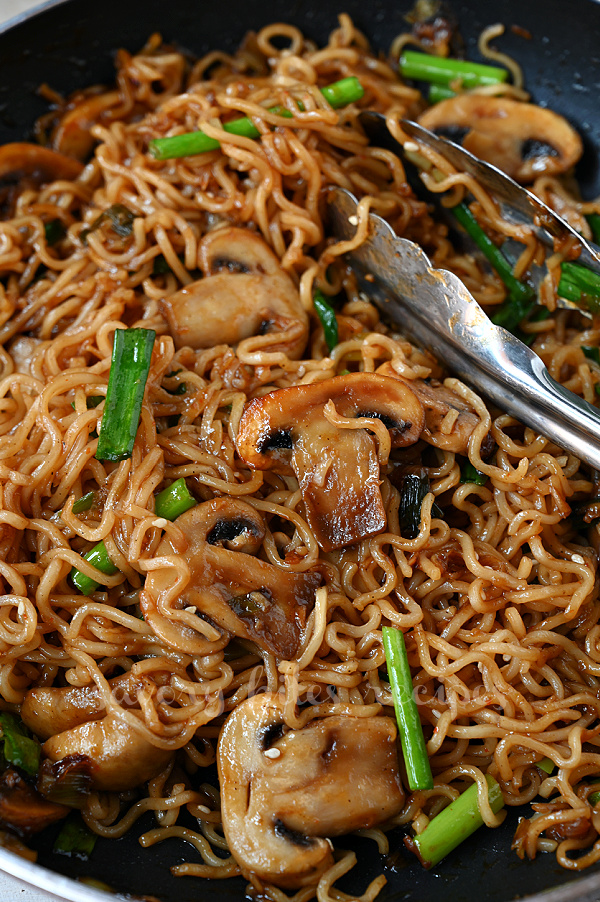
418, 95, 583, 182
236, 373, 424, 551
142, 497, 319, 658
217, 692, 404, 889
161, 227, 309, 356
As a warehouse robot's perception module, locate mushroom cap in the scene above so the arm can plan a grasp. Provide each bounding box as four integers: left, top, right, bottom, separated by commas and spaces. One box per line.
160, 227, 308, 356
418, 95, 583, 183
236, 373, 424, 551
218, 692, 405, 889
52, 90, 122, 161
0, 143, 84, 184
142, 497, 319, 658
42, 713, 172, 792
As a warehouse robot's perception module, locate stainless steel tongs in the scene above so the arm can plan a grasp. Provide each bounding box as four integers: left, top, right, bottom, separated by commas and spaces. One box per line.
329, 186, 600, 470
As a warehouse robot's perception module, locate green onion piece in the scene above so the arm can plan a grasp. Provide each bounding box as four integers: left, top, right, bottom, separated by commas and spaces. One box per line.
586, 213, 600, 245
71, 492, 95, 515
590, 790, 600, 806
44, 218, 66, 246
382, 626, 433, 792
582, 346, 600, 365
95, 328, 156, 462
536, 757, 555, 775
399, 50, 509, 89
70, 540, 118, 596
71, 478, 196, 595
81, 203, 135, 244
452, 202, 535, 312
53, 813, 97, 860
460, 461, 488, 486
0, 713, 40, 776
405, 773, 504, 868
154, 477, 196, 521
149, 76, 364, 160
561, 261, 600, 298
428, 83, 456, 104
399, 470, 443, 539
313, 290, 339, 352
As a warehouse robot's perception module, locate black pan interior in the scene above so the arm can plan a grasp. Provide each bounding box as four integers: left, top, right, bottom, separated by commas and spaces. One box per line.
1, 1, 600, 900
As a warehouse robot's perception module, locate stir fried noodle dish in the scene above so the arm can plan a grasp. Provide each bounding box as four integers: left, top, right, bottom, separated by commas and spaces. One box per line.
1, 10, 600, 899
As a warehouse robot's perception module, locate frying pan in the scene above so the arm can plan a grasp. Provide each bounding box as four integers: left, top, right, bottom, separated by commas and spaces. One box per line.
1, 0, 600, 899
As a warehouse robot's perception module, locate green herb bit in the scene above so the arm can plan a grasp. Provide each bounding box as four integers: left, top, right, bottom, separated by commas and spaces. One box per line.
399, 469, 443, 539
400, 50, 508, 89
71, 492, 95, 515
71, 477, 196, 595
53, 812, 97, 860
70, 540, 119, 596
95, 327, 156, 462
313, 290, 338, 352
405, 773, 504, 868
460, 461, 488, 486
536, 757, 555, 775
81, 203, 135, 245
382, 626, 433, 792
586, 213, 600, 245
582, 346, 600, 365
149, 76, 364, 160
154, 477, 196, 521
428, 83, 456, 104
44, 218, 67, 246
560, 260, 600, 305
590, 790, 600, 807
0, 712, 40, 776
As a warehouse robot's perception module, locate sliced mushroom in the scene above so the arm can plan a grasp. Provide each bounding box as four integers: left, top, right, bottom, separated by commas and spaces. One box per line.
142, 498, 320, 659
418, 95, 583, 182
236, 373, 424, 552
0, 143, 84, 184
0, 769, 68, 838
217, 692, 404, 889
377, 363, 492, 456
21, 671, 145, 741
42, 713, 172, 792
52, 90, 122, 161
160, 227, 308, 356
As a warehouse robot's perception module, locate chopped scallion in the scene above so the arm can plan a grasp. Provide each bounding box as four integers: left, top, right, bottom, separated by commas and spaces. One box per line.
405, 773, 504, 867
53, 813, 97, 860
399, 50, 509, 89
0, 713, 40, 776
95, 328, 156, 462
149, 76, 364, 160
313, 290, 338, 352
460, 461, 488, 486
382, 626, 433, 792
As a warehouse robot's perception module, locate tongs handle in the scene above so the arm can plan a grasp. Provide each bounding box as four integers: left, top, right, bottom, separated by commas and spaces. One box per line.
329, 187, 600, 471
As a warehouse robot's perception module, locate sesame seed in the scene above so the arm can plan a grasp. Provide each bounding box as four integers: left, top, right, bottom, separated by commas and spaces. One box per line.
572, 554, 585, 564
264, 747, 281, 759
404, 141, 419, 152
153, 517, 167, 528
197, 804, 211, 814
185, 606, 197, 614
348, 215, 358, 226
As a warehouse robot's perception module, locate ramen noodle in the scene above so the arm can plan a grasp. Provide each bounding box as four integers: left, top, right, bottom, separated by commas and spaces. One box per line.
0, 11, 599, 900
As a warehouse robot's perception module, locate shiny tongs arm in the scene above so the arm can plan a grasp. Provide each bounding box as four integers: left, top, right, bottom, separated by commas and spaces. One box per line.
329, 187, 600, 471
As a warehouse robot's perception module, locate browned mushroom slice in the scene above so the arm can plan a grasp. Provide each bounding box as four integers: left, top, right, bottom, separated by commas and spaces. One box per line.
418, 95, 583, 183
377, 363, 490, 455
43, 713, 172, 792
52, 90, 122, 161
142, 497, 319, 659
0, 143, 84, 184
21, 671, 146, 741
217, 692, 404, 890
236, 373, 424, 552
0, 769, 68, 838
160, 227, 309, 356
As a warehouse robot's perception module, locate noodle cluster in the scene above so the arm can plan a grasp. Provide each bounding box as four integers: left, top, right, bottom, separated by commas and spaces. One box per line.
1, 13, 600, 899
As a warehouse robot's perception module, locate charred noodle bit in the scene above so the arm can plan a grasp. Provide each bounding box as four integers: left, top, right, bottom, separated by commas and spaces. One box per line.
381, 627, 433, 791
405, 775, 504, 867
148, 76, 364, 160
2, 13, 600, 897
